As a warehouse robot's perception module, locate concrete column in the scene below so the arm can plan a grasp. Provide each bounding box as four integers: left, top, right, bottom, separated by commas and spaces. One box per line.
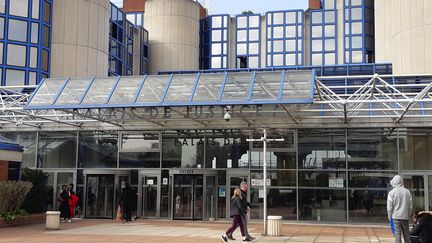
144, 0, 200, 74
50, 0, 110, 78
375, 0, 432, 74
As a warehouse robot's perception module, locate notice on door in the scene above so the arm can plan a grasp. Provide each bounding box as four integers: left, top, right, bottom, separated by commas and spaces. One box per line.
218, 187, 226, 197
147, 179, 154, 185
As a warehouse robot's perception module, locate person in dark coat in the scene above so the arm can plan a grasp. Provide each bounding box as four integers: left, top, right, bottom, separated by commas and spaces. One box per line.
410, 210, 432, 243
221, 188, 250, 242
227, 181, 254, 241
119, 183, 134, 223
58, 185, 70, 222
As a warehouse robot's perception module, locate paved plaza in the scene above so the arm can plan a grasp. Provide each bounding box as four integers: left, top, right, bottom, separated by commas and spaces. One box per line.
0, 219, 395, 243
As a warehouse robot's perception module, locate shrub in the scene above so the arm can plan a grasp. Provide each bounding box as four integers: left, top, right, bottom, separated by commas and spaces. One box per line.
0, 181, 33, 215
21, 168, 48, 214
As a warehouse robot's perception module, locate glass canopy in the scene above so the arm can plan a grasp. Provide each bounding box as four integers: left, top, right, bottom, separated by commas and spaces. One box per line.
25, 70, 314, 109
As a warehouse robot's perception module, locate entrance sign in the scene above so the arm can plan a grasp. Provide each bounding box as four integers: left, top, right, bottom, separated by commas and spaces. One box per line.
218, 187, 226, 197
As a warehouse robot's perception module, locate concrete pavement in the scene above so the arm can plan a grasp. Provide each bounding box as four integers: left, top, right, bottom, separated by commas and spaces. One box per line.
0, 219, 395, 243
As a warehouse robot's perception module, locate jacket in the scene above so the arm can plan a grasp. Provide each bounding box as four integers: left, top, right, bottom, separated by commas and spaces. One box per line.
240, 189, 251, 213
410, 211, 432, 243
230, 197, 245, 217
387, 175, 412, 220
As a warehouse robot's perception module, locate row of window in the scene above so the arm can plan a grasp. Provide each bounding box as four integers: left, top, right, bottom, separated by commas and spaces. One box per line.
109, 4, 148, 76
201, 1, 375, 69
0, 0, 50, 85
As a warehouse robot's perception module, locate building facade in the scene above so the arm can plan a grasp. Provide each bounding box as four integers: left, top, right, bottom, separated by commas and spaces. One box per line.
0, 0, 432, 225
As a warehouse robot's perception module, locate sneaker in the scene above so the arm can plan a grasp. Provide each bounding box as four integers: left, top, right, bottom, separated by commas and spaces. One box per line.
243, 236, 253, 241
227, 234, 236, 240
247, 235, 255, 240
67, 219, 72, 223
220, 234, 228, 242
121, 219, 127, 224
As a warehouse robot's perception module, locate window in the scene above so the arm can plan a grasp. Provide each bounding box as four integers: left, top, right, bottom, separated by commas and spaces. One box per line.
30, 47, 38, 68
0, 0, 4, 13
5, 69, 25, 86
31, 23, 39, 43
9, 0, 29, 17
8, 19, 28, 42
0, 17, 4, 39
43, 25, 49, 47
43, 1, 51, 23
32, 0, 40, 19
42, 49, 49, 71
7, 44, 26, 67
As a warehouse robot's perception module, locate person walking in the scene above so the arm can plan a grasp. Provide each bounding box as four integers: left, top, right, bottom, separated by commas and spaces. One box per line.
119, 183, 134, 223
58, 185, 71, 222
410, 210, 432, 243
221, 188, 250, 243
387, 175, 413, 243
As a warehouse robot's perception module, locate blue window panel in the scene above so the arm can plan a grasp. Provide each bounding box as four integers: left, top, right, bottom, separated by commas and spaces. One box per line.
0, 0, 51, 85
235, 14, 261, 68
343, 0, 374, 64
309, 9, 338, 66
200, 14, 230, 70
266, 10, 304, 68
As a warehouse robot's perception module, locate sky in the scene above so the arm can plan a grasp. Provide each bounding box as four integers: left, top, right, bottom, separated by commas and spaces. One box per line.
110, 0, 308, 14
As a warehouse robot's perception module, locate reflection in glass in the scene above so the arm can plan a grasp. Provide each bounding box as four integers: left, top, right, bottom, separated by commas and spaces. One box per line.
1, 132, 37, 168
273, 40, 283, 52
285, 26, 295, 37
38, 132, 77, 168
325, 39, 335, 51
8, 19, 27, 42
273, 54, 283, 66
250, 188, 296, 220
352, 36, 363, 48
351, 8, 362, 20
399, 129, 432, 170
299, 189, 346, 221
348, 189, 388, 223
162, 131, 204, 168
324, 11, 335, 23
0, 17, 4, 39
30, 47, 38, 68
312, 26, 322, 38
7, 44, 26, 67
324, 53, 336, 65
212, 30, 221, 41
31, 22, 39, 43
325, 25, 335, 37
286, 12, 296, 23
249, 29, 259, 41
78, 131, 118, 168
273, 13, 284, 24
32, 0, 40, 19
299, 171, 346, 187
311, 11, 322, 24
347, 129, 398, 170
285, 54, 295, 65
249, 43, 259, 55
298, 129, 346, 169
312, 40, 322, 52
5, 69, 25, 86
237, 43, 247, 55
237, 16, 247, 28
249, 16, 259, 28
9, 0, 28, 17
352, 22, 363, 34
237, 30, 247, 41
273, 27, 283, 38
205, 130, 249, 169
212, 16, 222, 28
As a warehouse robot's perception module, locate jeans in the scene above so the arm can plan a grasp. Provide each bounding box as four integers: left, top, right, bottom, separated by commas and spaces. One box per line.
225, 215, 246, 236
394, 219, 411, 243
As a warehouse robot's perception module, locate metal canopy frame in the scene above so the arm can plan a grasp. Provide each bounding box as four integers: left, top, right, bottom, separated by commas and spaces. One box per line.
2, 73, 432, 131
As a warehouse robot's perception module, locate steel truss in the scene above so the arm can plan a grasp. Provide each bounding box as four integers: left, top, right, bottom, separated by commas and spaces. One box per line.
4, 74, 432, 130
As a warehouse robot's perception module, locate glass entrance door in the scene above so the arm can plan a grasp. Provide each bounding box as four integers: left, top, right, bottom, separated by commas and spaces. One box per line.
226, 172, 249, 219
85, 175, 115, 218
173, 175, 203, 220
142, 175, 159, 218
402, 174, 426, 211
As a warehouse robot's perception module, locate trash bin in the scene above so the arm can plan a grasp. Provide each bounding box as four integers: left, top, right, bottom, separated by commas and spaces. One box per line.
46, 211, 60, 230
267, 215, 282, 236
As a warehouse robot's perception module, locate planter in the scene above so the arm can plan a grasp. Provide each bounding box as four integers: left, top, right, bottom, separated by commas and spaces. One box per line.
0, 213, 45, 228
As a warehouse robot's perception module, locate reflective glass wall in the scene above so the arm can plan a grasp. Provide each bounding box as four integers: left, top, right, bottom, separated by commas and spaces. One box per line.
266, 10, 304, 67
0, 0, 51, 85
7, 128, 432, 223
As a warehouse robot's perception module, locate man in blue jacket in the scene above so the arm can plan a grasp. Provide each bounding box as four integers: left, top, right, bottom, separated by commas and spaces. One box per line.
387, 175, 413, 243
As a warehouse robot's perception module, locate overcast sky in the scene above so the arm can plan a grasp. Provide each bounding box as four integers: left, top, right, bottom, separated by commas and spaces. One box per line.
110, 0, 308, 14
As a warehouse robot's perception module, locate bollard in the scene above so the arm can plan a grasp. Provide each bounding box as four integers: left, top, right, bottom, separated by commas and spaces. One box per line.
46, 211, 60, 230
267, 215, 282, 236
